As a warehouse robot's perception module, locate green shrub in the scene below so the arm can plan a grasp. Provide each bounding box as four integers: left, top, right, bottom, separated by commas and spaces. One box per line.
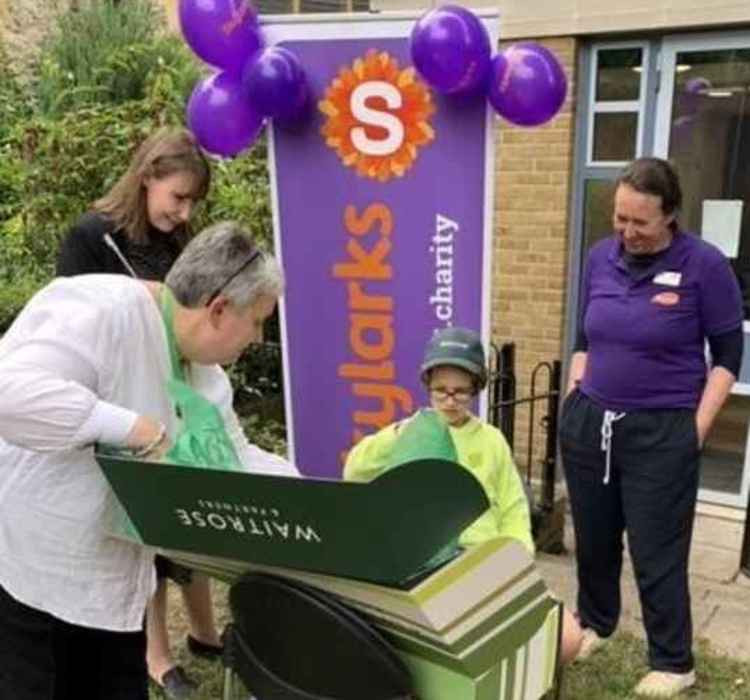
0, 150, 26, 223
0, 212, 45, 331
8, 99, 175, 274
230, 339, 285, 420
195, 138, 274, 249
7, 107, 272, 274
0, 43, 32, 224
34, 0, 177, 116
0, 2, 275, 356
0, 45, 32, 144
37, 37, 203, 118
0, 274, 44, 334
238, 414, 288, 456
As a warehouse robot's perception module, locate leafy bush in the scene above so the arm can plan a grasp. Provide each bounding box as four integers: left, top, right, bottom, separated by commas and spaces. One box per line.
230, 339, 285, 419
0, 45, 32, 144
0, 272, 45, 334
196, 138, 274, 249
7, 99, 178, 274
1, 0, 209, 280
34, 0, 175, 115
238, 414, 288, 457
0, 2, 282, 418
38, 35, 204, 117
0, 42, 32, 225
6, 105, 272, 272
0, 215, 47, 333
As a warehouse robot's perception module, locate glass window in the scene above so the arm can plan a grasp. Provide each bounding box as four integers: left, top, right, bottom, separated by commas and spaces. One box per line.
596, 48, 643, 101
582, 180, 617, 252
589, 44, 646, 165
301, 0, 347, 11
666, 48, 750, 319
258, 0, 369, 12
256, 0, 294, 12
592, 112, 638, 162
700, 395, 750, 496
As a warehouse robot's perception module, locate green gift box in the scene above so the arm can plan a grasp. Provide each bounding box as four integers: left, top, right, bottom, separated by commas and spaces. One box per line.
96, 453, 560, 698
173, 538, 561, 700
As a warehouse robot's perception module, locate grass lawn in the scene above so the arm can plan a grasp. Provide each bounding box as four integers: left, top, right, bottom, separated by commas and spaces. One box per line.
564, 636, 750, 699
150, 581, 750, 700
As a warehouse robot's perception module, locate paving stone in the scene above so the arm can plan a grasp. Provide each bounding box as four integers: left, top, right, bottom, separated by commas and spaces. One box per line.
535, 509, 750, 660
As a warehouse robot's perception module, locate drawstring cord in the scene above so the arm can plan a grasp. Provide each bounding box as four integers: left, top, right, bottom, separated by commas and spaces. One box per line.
600, 410, 626, 484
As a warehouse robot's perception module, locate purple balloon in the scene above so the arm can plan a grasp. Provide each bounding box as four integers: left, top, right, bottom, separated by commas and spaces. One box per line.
187, 72, 264, 157
686, 77, 711, 94
410, 5, 491, 96
487, 43, 567, 127
179, 0, 262, 76
679, 77, 711, 117
242, 46, 309, 122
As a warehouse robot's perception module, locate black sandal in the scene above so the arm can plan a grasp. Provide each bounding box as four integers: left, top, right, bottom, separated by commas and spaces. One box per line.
156, 665, 197, 699
186, 634, 223, 660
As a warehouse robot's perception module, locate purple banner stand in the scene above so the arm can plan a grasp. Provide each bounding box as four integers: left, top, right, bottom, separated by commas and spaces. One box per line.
265, 12, 498, 477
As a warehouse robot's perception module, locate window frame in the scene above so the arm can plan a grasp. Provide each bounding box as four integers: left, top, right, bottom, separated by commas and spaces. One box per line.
586, 40, 650, 167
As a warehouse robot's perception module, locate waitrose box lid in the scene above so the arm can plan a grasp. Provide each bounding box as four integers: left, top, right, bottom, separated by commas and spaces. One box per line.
95, 452, 489, 588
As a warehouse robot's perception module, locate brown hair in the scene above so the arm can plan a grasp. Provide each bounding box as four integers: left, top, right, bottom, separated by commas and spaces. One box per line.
92, 127, 211, 244
616, 157, 682, 217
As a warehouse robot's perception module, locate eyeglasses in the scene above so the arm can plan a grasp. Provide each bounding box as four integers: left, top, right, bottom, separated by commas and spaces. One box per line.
429, 386, 474, 403
205, 249, 262, 306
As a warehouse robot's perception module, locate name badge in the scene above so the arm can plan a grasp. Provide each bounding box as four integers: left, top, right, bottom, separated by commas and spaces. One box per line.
652, 292, 680, 306
653, 271, 681, 287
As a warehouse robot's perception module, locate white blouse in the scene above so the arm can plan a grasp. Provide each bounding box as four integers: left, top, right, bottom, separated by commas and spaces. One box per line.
0, 274, 297, 631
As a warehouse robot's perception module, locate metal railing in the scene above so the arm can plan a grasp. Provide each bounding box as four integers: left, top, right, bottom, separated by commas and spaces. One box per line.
486, 341, 562, 516
486, 342, 565, 554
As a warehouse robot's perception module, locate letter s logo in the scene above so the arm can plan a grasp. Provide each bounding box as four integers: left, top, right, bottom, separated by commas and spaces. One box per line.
350, 81, 405, 156
319, 50, 435, 182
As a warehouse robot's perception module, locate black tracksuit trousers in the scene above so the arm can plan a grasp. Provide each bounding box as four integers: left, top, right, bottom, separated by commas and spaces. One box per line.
559, 389, 700, 673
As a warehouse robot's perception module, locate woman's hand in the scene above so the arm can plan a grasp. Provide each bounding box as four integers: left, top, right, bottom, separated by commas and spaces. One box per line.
695, 366, 737, 451
125, 416, 170, 460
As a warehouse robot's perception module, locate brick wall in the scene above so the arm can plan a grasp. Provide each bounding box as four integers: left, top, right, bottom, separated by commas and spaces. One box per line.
490, 37, 578, 474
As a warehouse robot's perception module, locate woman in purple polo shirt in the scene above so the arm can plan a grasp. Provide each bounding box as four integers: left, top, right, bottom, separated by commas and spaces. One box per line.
560, 157, 743, 698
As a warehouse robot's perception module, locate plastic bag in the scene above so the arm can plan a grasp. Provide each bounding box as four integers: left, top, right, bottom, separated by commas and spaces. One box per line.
164, 378, 243, 471
386, 408, 459, 467
383, 409, 462, 574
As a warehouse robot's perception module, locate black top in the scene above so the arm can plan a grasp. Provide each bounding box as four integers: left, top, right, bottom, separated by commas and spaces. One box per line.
56, 212, 185, 281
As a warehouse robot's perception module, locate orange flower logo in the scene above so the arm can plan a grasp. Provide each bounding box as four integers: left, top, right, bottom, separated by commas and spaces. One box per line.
318, 50, 436, 182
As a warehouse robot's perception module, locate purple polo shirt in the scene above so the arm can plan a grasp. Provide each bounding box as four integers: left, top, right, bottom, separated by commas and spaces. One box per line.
580, 231, 743, 410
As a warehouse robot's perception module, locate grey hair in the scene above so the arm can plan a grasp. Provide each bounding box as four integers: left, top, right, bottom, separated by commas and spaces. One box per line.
165, 221, 284, 308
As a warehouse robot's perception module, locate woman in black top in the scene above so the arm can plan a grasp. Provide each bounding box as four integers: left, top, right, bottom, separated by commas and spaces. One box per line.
57, 128, 209, 281
57, 128, 220, 700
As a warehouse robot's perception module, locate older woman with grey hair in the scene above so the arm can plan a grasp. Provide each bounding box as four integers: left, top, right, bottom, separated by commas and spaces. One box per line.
0, 221, 296, 700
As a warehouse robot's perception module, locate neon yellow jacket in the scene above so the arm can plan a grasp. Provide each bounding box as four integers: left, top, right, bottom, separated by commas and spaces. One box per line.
343, 413, 534, 554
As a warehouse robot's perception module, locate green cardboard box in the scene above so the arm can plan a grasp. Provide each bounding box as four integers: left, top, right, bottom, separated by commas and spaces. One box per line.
96, 452, 487, 587
174, 539, 560, 700
96, 453, 560, 698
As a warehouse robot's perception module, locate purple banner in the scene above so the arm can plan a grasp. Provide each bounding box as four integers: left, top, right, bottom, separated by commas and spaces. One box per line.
268, 18, 494, 478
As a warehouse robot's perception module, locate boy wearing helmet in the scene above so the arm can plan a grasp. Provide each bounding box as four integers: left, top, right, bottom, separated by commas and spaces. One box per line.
344, 326, 532, 551
344, 326, 582, 663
